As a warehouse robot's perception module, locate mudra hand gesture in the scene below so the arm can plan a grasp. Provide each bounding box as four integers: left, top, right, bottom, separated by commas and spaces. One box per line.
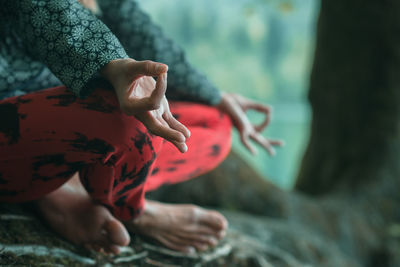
218, 92, 284, 156
101, 59, 190, 153
102, 58, 282, 156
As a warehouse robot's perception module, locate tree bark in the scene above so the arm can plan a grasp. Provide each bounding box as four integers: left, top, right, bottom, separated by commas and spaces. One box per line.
296, 0, 400, 195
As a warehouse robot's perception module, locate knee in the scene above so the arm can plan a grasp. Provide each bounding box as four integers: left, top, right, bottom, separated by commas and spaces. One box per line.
205, 106, 233, 138
205, 108, 233, 155
219, 110, 233, 132
84, 90, 159, 155
171, 102, 233, 133
202, 105, 233, 134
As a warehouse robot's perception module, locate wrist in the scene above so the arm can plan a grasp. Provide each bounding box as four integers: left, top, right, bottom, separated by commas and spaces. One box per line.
100, 58, 135, 87
217, 92, 231, 109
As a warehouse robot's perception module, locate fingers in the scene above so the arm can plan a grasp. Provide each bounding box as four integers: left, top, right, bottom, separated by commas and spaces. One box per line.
145, 115, 186, 143
122, 61, 168, 113
159, 109, 191, 153
239, 125, 284, 156
163, 112, 191, 139
250, 132, 275, 156
220, 95, 258, 155
252, 104, 271, 133
240, 130, 258, 155
152, 124, 188, 153
129, 60, 168, 76
224, 93, 283, 156
138, 113, 188, 153
250, 132, 285, 156
147, 73, 167, 110
242, 99, 272, 133
243, 99, 271, 114
229, 93, 272, 133
269, 139, 285, 147
123, 73, 167, 114
171, 141, 188, 153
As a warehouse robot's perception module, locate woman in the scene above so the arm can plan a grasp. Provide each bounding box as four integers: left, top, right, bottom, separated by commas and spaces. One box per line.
0, 0, 282, 255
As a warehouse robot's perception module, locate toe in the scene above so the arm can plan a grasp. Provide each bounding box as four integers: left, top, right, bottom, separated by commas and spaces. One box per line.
87, 244, 103, 252
104, 219, 131, 246
217, 230, 226, 240
157, 235, 196, 254
106, 244, 121, 255
176, 232, 220, 247
86, 243, 103, 253
92, 244, 103, 253
194, 242, 209, 252
163, 232, 217, 252
208, 236, 219, 247
104, 245, 121, 255
198, 210, 228, 231
94, 232, 114, 255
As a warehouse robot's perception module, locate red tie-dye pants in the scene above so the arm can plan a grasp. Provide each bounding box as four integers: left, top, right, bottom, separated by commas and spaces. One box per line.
0, 86, 232, 221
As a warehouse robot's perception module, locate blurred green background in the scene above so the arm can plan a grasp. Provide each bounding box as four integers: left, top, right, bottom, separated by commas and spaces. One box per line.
141, 0, 319, 190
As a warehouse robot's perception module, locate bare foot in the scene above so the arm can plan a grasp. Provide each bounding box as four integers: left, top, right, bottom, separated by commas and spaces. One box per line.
35, 173, 130, 254
126, 200, 228, 253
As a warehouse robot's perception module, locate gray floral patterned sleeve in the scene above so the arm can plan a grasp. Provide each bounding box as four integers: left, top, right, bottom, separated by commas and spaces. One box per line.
4, 0, 128, 98
97, 0, 222, 105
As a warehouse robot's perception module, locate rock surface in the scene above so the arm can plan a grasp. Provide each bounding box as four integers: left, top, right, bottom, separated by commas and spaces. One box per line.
0, 151, 398, 266
0, 204, 357, 267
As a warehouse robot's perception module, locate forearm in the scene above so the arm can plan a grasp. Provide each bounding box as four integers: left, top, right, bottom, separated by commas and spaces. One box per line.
97, 0, 222, 105
100, 58, 131, 90
9, 0, 128, 98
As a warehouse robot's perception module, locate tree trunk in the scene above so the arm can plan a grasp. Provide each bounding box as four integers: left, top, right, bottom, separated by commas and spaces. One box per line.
296, 0, 400, 195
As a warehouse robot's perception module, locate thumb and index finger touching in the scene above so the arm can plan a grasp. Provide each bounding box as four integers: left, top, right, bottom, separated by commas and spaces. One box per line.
231, 95, 285, 155
126, 60, 191, 152
125, 60, 169, 112
240, 98, 272, 133
129, 60, 168, 77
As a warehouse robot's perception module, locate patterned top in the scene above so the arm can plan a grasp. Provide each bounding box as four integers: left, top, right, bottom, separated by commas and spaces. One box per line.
0, 0, 221, 105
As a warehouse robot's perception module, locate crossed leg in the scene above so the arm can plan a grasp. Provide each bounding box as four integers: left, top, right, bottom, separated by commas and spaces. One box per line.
130, 101, 232, 253
36, 172, 130, 254
0, 86, 232, 253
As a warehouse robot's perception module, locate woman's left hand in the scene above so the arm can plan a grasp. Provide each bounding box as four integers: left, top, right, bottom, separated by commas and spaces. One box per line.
217, 92, 284, 156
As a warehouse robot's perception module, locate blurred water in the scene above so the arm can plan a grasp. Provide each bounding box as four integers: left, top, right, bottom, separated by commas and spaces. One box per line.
141, 0, 319, 189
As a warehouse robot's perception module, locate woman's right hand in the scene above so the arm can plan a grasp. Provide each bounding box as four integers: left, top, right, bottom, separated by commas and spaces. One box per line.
101, 59, 190, 153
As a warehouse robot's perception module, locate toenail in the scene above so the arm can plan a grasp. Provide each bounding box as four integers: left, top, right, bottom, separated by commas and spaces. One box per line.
200, 244, 209, 251
186, 246, 196, 254
209, 237, 218, 246
218, 230, 226, 239
219, 219, 228, 229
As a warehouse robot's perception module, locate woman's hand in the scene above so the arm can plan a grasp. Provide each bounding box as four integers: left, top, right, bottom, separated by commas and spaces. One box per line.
101, 59, 190, 153
217, 92, 284, 156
